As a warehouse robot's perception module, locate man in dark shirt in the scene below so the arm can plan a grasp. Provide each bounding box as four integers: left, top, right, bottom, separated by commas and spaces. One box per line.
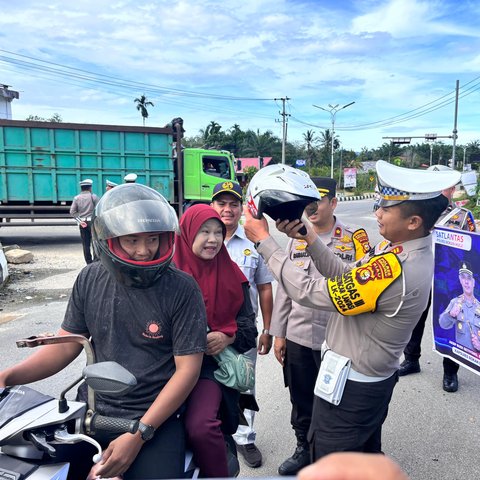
0, 184, 207, 479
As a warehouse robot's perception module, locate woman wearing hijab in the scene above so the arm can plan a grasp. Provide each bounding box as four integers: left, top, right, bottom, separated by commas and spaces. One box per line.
173, 204, 257, 477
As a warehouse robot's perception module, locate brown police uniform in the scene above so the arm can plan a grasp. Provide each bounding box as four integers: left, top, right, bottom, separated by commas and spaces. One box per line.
270, 218, 365, 453
257, 231, 433, 459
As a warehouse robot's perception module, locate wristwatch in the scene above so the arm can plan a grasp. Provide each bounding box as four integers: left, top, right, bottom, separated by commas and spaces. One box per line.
138, 421, 155, 441
262, 328, 270, 335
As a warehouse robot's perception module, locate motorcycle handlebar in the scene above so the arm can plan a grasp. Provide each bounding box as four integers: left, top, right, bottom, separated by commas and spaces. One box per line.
90, 413, 139, 435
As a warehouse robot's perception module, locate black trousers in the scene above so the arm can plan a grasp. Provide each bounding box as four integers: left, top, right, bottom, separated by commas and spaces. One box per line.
404, 291, 459, 375
308, 373, 398, 461
283, 339, 321, 442
79, 223, 93, 264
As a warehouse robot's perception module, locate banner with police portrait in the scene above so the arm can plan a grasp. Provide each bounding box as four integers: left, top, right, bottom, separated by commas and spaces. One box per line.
432, 226, 480, 375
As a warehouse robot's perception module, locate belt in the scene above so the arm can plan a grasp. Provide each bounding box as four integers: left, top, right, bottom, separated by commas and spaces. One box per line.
321, 341, 392, 383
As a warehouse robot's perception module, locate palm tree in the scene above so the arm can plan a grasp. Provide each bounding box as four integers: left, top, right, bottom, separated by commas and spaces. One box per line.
200, 121, 224, 147
134, 94, 154, 126
242, 129, 277, 157
303, 129, 317, 170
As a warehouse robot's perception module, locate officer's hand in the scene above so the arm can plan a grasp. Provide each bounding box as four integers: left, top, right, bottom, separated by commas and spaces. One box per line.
243, 206, 270, 243
80, 221, 88, 228
449, 303, 462, 318
276, 219, 317, 245
273, 337, 286, 366
298, 452, 409, 480
258, 333, 272, 355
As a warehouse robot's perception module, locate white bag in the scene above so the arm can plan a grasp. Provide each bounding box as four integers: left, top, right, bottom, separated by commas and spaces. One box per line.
314, 349, 351, 406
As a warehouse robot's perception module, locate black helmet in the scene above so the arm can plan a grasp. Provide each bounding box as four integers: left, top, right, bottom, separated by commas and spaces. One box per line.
92, 184, 179, 288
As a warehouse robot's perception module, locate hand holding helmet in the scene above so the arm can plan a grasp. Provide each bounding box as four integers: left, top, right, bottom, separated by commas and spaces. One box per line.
245, 164, 321, 238
276, 218, 317, 243
243, 205, 270, 244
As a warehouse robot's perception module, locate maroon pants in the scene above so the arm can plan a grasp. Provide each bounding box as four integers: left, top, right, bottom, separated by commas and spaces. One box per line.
184, 379, 228, 477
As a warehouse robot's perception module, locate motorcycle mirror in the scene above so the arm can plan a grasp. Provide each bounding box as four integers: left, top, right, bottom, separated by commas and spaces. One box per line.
83, 362, 137, 395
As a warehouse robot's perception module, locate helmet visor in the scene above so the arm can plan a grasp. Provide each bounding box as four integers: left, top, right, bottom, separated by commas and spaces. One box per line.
95, 199, 179, 240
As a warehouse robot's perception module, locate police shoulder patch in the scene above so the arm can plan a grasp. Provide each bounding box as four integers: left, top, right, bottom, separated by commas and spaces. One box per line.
327, 252, 402, 316
352, 228, 371, 261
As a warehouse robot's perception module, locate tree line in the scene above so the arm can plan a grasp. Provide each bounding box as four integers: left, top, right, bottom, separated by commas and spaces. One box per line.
183, 121, 480, 174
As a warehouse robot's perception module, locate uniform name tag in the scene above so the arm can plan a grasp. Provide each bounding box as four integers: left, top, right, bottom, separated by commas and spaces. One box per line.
327, 252, 402, 316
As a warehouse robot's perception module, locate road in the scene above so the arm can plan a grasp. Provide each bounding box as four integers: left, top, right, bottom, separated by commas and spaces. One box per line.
1, 199, 479, 479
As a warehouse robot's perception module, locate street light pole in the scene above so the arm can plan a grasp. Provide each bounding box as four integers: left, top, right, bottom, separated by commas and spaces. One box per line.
313, 101, 355, 178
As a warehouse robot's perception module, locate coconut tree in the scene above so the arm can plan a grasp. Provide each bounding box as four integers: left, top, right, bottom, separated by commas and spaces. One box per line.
134, 94, 154, 126
303, 129, 317, 170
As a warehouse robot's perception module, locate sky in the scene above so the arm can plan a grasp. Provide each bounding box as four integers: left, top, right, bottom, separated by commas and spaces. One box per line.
1, 0, 480, 152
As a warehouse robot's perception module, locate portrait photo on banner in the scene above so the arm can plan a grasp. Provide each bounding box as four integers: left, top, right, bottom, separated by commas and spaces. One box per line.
432, 226, 480, 375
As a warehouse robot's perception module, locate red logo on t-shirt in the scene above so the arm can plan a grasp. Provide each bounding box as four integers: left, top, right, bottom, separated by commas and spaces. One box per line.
143, 321, 164, 339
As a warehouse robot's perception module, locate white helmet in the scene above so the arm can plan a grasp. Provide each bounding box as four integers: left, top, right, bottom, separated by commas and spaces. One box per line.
246, 164, 321, 223
427, 164, 452, 171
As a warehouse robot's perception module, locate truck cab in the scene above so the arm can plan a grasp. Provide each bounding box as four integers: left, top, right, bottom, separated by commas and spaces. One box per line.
182, 148, 237, 205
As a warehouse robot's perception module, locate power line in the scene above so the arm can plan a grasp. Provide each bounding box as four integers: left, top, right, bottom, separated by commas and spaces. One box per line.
0, 49, 274, 101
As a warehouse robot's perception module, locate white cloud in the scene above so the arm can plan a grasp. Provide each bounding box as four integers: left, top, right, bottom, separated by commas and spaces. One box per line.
1, 0, 479, 150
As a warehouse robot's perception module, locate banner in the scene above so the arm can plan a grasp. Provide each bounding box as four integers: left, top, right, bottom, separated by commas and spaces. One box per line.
343, 168, 357, 188
432, 227, 480, 375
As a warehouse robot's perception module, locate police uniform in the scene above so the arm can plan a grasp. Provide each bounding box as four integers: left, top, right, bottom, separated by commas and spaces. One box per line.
439, 265, 480, 352
253, 160, 461, 459
226, 224, 274, 318
70, 179, 100, 264
270, 217, 367, 470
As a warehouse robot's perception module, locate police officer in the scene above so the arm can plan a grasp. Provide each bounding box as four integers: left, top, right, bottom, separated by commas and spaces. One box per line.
105, 179, 118, 191
70, 179, 100, 264
398, 169, 477, 392
210, 181, 274, 469
439, 262, 480, 352
271, 177, 370, 475
243, 161, 460, 459
124, 173, 138, 183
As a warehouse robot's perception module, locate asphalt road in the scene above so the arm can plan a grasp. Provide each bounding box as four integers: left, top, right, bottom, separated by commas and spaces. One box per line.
1, 199, 479, 479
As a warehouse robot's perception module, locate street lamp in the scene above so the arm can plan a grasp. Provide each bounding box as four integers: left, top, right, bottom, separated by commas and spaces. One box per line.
313, 101, 355, 178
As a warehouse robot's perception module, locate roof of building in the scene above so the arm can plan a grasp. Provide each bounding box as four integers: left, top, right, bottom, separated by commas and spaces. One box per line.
235, 157, 273, 173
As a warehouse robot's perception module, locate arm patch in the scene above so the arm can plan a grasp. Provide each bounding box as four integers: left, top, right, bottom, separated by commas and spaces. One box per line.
352, 228, 371, 261
327, 252, 402, 316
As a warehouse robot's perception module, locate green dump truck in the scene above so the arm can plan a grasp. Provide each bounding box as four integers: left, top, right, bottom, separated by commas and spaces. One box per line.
0, 118, 236, 226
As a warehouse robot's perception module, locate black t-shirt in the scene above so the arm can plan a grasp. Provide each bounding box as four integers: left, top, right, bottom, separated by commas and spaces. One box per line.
62, 262, 207, 419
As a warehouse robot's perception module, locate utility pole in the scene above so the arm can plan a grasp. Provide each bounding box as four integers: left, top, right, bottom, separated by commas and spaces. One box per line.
275, 97, 290, 164
452, 80, 459, 168
313, 101, 355, 178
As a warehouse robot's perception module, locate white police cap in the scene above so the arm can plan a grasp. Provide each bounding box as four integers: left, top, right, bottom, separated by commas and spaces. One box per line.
79, 178, 93, 186
375, 160, 461, 208
124, 173, 138, 183
106, 179, 118, 187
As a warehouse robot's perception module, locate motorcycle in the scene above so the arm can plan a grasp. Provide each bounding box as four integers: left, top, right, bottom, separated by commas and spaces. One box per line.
0, 334, 139, 480
0, 334, 240, 479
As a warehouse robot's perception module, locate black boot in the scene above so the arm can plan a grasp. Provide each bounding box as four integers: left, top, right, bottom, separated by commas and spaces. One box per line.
398, 358, 420, 376
278, 439, 310, 476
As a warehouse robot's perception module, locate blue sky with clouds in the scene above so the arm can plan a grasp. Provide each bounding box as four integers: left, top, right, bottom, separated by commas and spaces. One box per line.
1, 0, 479, 151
